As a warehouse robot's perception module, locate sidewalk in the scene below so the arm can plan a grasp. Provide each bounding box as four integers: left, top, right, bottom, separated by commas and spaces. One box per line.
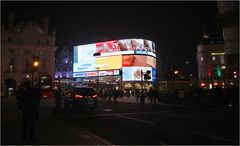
1, 98, 110, 145
101, 96, 238, 112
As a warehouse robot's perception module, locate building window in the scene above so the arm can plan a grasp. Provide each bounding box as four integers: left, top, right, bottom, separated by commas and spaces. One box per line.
212, 56, 216, 61
27, 50, 31, 55
25, 58, 31, 73
7, 37, 11, 42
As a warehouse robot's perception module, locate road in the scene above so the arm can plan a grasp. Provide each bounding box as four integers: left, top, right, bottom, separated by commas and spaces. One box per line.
1, 97, 239, 145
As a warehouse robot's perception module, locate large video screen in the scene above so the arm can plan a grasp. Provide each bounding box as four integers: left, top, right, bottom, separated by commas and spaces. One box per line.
73, 39, 156, 78
122, 67, 154, 81
122, 55, 156, 68
96, 55, 122, 70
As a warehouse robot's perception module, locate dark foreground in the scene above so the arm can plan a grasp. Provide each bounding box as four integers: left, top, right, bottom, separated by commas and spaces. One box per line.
1, 96, 239, 145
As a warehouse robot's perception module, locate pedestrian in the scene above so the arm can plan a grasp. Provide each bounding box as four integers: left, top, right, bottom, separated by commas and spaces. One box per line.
107, 88, 112, 103
16, 79, 39, 142
32, 82, 41, 121
54, 88, 62, 113
135, 89, 140, 102
148, 87, 154, 104
153, 88, 158, 104
113, 88, 118, 105
140, 89, 145, 104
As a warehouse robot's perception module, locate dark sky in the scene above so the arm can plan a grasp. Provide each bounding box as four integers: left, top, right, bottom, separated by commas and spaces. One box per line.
2, 1, 220, 75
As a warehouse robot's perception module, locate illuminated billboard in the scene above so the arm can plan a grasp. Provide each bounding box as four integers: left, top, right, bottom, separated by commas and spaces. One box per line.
96, 55, 122, 70
122, 55, 156, 68
73, 39, 156, 78
122, 67, 154, 81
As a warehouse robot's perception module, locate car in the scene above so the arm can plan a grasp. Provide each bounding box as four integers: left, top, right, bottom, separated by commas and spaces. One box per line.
68, 86, 98, 111
41, 87, 53, 98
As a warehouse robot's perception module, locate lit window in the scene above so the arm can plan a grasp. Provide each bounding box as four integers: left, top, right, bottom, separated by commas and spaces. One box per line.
200, 57, 203, 61
212, 56, 216, 61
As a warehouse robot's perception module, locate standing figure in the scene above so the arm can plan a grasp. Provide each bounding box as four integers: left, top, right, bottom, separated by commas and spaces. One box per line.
148, 87, 154, 104
54, 88, 62, 113
140, 89, 145, 104
113, 88, 118, 105
135, 89, 140, 102
17, 79, 39, 142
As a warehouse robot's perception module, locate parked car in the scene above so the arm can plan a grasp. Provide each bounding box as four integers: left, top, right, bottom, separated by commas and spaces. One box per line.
66, 86, 98, 111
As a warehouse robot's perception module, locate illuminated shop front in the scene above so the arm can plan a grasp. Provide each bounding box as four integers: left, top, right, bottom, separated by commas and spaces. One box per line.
73, 39, 157, 90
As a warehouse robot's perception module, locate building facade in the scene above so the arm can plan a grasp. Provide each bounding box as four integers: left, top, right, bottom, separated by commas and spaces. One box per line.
196, 33, 225, 88
216, 1, 239, 86
1, 13, 56, 96
55, 46, 73, 79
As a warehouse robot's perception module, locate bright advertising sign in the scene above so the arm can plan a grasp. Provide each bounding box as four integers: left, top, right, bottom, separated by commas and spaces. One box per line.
73, 69, 120, 78
73, 39, 156, 78
122, 55, 156, 68
122, 67, 153, 81
96, 55, 122, 70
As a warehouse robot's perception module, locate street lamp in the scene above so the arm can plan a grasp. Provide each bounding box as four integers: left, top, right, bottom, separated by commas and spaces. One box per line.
221, 65, 226, 88
174, 70, 179, 75
32, 56, 40, 86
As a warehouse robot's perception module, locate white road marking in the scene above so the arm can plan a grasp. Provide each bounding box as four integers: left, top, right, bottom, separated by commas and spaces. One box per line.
192, 131, 239, 143
115, 114, 155, 125
60, 117, 114, 145
61, 110, 198, 120
103, 108, 113, 112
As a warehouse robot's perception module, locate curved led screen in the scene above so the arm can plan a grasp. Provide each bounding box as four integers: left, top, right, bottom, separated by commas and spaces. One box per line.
122, 67, 156, 81
122, 55, 156, 67
73, 39, 156, 78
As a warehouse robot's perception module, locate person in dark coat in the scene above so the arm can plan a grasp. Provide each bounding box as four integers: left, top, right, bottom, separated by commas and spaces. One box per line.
54, 88, 62, 113
148, 87, 154, 104
135, 89, 140, 102
113, 88, 118, 105
17, 79, 39, 142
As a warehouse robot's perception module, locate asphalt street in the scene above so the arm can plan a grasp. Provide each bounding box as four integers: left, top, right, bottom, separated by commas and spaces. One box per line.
1, 97, 239, 145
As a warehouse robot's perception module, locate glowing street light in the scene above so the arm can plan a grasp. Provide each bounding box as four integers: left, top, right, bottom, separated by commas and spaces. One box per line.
174, 70, 179, 75
221, 65, 226, 70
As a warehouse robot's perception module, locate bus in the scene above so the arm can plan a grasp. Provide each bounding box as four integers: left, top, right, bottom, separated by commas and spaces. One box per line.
39, 75, 53, 98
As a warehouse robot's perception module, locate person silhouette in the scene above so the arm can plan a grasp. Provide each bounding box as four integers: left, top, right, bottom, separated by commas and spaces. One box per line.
17, 79, 39, 142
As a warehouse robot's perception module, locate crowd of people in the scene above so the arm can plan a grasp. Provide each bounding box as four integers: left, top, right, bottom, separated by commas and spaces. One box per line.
191, 85, 239, 108
98, 87, 159, 105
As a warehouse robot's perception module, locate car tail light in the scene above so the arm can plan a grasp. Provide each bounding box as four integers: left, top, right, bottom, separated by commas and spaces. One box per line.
92, 94, 97, 98
75, 94, 83, 99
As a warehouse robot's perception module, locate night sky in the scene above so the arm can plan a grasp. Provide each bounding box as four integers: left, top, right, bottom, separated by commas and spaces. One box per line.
2, 1, 221, 75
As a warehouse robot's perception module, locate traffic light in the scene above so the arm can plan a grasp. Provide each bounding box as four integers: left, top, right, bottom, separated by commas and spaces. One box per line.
144, 70, 151, 80
216, 66, 222, 77
207, 68, 212, 77
233, 70, 238, 78
32, 56, 39, 71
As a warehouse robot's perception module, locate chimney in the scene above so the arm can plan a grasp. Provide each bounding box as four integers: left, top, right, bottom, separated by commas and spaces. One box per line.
43, 17, 49, 35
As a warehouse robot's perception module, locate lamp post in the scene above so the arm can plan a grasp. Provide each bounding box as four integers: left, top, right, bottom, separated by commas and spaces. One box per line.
221, 65, 226, 88
32, 56, 40, 86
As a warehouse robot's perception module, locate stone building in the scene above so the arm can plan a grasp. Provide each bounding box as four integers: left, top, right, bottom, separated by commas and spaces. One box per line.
1, 12, 56, 96
196, 33, 225, 88
55, 46, 73, 79
216, 1, 239, 86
